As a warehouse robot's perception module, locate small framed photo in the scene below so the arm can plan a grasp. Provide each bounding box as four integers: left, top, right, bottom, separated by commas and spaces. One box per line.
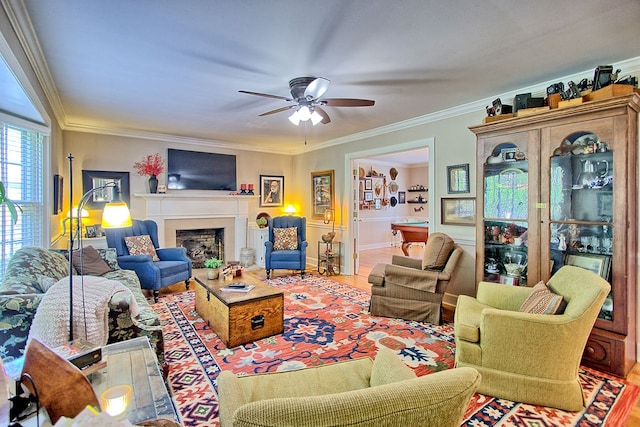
565, 253, 611, 279
441, 197, 476, 226
501, 148, 518, 162
93, 224, 105, 237
364, 191, 374, 202
398, 191, 406, 204
375, 198, 382, 210
260, 175, 284, 207
364, 178, 372, 190
85, 225, 97, 238
446, 164, 470, 194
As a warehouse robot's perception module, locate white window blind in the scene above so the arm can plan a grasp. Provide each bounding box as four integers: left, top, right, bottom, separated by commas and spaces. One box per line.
1, 121, 44, 279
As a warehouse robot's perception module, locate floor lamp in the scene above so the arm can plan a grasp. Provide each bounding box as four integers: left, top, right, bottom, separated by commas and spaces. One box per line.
67, 153, 132, 342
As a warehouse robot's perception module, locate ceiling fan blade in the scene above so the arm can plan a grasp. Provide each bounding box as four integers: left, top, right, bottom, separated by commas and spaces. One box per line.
304, 77, 330, 100
323, 98, 375, 107
314, 106, 331, 124
258, 105, 297, 116
239, 90, 292, 101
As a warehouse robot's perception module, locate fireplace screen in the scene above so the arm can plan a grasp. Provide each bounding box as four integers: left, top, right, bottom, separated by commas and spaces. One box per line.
176, 228, 224, 268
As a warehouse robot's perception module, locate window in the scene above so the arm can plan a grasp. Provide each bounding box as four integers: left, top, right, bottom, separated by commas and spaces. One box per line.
0, 121, 45, 279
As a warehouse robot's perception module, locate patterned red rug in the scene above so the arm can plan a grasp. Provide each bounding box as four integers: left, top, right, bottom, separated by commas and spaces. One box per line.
154, 275, 640, 426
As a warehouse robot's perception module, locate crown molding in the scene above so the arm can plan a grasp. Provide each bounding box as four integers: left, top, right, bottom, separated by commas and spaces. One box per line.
63, 121, 299, 155
307, 56, 640, 154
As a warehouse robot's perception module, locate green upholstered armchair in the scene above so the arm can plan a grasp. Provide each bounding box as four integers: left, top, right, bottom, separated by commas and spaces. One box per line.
454, 265, 610, 411
368, 233, 463, 324
217, 347, 480, 427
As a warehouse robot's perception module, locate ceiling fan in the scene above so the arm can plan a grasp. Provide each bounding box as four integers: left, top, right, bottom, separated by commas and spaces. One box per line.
239, 77, 375, 126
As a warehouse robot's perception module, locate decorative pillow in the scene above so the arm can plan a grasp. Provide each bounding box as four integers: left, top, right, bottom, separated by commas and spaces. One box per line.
273, 227, 298, 251
36, 275, 58, 293
370, 346, 416, 387
69, 245, 112, 276
519, 281, 567, 314
125, 235, 160, 261
96, 248, 120, 270
422, 233, 455, 271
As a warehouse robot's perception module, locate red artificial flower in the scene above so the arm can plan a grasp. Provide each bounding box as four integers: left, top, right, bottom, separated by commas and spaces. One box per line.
133, 153, 165, 176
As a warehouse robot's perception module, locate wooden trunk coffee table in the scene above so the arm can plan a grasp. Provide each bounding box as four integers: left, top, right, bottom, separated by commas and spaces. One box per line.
193, 269, 284, 348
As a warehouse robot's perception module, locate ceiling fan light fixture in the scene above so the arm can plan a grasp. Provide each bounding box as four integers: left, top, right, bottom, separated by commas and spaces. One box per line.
298, 106, 311, 121
288, 109, 301, 125
310, 109, 323, 126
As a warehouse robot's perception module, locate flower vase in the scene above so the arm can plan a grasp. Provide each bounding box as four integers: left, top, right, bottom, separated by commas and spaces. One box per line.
148, 174, 158, 194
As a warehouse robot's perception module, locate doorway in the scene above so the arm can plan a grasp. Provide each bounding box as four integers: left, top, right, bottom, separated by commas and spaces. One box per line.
343, 137, 435, 275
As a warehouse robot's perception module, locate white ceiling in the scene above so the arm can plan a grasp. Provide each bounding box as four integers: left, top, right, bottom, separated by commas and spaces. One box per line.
5, 0, 640, 155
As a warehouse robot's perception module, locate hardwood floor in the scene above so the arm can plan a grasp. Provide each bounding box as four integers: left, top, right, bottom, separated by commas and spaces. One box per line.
159, 244, 640, 425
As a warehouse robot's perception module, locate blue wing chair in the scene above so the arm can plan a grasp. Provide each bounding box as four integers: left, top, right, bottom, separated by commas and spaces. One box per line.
105, 219, 192, 302
265, 216, 308, 279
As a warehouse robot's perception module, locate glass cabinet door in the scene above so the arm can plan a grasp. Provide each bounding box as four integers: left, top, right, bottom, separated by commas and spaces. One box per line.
481, 142, 531, 286
548, 131, 613, 321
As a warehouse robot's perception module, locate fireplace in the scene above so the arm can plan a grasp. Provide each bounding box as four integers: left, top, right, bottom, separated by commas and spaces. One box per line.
176, 228, 224, 268
135, 193, 256, 261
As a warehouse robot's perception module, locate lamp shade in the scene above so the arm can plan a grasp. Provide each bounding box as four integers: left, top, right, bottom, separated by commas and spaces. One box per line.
68, 207, 89, 218
323, 208, 334, 224
101, 201, 132, 228
284, 205, 296, 215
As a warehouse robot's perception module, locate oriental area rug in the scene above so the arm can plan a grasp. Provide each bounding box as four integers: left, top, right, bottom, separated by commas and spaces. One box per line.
153, 275, 640, 427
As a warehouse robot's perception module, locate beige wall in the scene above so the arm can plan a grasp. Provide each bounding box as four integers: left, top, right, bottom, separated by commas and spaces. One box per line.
62, 131, 294, 228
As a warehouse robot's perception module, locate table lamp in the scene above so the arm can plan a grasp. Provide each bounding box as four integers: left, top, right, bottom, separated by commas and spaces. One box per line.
322, 208, 336, 243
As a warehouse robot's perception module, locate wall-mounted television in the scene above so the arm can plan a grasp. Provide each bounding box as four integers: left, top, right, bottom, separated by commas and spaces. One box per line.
167, 148, 237, 191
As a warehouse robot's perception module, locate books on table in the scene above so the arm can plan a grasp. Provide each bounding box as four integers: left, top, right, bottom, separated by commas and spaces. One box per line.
220, 283, 255, 293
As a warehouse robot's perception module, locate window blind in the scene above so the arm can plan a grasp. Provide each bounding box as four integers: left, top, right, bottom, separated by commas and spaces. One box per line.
0, 122, 44, 279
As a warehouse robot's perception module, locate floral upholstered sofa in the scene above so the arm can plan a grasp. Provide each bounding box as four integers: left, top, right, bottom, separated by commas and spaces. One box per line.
0, 246, 164, 364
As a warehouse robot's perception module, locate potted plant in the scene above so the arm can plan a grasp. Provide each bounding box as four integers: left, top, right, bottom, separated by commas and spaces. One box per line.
204, 257, 224, 280
0, 181, 21, 224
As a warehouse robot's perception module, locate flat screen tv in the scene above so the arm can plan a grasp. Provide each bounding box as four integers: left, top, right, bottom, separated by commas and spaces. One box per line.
167, 148, 237, 191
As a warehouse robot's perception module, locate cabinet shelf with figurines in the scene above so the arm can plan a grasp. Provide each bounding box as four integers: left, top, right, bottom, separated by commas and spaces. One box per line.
471, 93, 639, 377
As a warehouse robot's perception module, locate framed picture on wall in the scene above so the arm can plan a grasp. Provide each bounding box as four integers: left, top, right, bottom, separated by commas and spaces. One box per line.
398, 191, 406, 204
260, 175, 284, 207
53, 174, 63, 214
364, 191, 373, 202
441, 197, 475, 225
364, 178, 372, 190
311, 170, 335, 219
446, 164, 470, 194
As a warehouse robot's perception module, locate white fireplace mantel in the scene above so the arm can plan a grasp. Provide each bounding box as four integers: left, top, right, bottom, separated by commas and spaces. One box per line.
135, 193, 259, 260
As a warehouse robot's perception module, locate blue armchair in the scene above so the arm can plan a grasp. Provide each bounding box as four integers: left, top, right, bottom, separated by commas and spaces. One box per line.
105, 219, 192, 302
265, 216, 308, 279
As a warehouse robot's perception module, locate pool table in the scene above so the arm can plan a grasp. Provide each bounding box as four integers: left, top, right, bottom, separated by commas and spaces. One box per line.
391, 222, 429, 256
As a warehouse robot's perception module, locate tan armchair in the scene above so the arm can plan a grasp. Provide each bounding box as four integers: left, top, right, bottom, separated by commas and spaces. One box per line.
217, 347, 480, 427
368, 233, 463, 324
454, 265, 610, 411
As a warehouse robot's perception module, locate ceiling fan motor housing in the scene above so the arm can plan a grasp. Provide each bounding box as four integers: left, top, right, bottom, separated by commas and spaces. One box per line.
289, 77, 317, 100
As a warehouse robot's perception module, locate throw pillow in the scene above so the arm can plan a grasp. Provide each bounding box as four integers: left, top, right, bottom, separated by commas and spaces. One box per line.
519, 281, 567, 314
273, 227, 298, 251
36, 275, 58, 293
370, 346, 416, 387
124, 235, 160, 261
69, 245, 112, 276
422, 233, 455, 271
96, 248, 120, 270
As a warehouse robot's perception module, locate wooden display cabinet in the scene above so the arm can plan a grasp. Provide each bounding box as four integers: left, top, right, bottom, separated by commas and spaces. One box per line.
470, 94, 639, 377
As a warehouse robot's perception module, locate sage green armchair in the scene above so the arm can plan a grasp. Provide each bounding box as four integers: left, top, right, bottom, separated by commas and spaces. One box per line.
217, 347, 480, 427
454, 265, 610, 411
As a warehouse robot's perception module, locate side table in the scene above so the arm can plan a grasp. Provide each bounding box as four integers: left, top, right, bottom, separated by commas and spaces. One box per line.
318, 241, 341, 275
5, 336, 177, 425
